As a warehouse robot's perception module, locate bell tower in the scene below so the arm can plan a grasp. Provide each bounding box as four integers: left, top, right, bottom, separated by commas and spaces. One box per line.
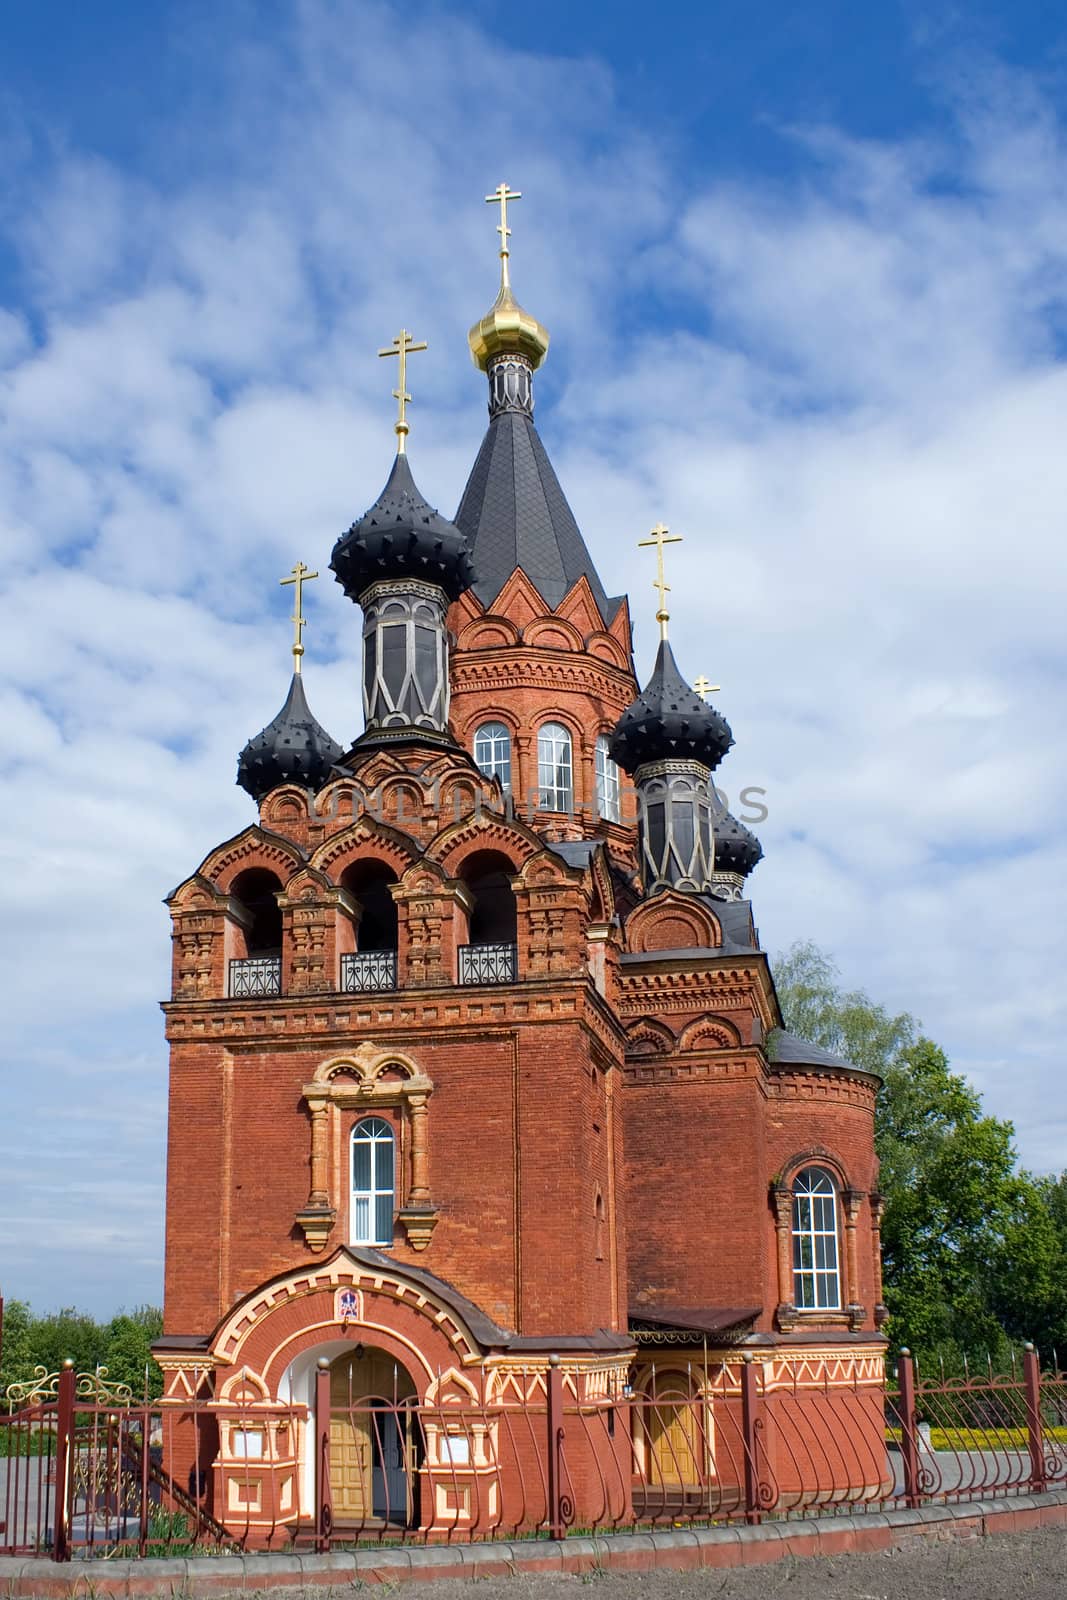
448, 185, 638, 847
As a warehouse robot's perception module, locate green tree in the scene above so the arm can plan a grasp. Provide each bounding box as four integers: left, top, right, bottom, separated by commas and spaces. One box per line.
773, 941, 916, 1075
1, 1303, 165, 1404
103, 1306, 164, 1399
774, 941, 1063, 1370
27, 1308, 107, 1379
0, 1298, 35, 1396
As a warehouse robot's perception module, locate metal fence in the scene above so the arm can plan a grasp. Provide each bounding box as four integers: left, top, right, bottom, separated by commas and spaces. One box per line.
457, 942, 518, 985
3, 1351, 1065, 1561
339, 951, 398, 993
227, 955, 282, 997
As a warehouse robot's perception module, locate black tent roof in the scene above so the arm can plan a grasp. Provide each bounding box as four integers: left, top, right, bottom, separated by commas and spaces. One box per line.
455, 410, 619, 622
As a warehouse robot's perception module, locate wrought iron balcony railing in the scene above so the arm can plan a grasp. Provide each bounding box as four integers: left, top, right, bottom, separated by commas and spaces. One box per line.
340, 950, 398, 993
458, 942, 518, 986
228, 954, 282, 998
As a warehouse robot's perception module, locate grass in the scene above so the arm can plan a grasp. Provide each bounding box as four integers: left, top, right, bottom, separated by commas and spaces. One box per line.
886, 1425, 1067, 1450
0, 1425, 53, 1457
103, 1510, 234, 1560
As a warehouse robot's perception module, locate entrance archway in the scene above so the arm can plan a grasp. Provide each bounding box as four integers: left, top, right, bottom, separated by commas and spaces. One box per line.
635, 1371, 704, 1492
328, 1346, 419, 1525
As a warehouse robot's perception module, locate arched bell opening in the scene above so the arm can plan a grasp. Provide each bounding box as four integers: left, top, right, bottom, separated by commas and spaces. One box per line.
230, 868, 284, 954
339, 860, 400, 993
457, 849, 518, 985
227, 867, 284, 997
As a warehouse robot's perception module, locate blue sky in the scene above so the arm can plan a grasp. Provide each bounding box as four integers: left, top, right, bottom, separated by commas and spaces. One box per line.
1, 1, 1066, 1317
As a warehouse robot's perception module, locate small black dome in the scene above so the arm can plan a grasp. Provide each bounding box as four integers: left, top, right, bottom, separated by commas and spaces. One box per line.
237, 674, 343, 802
714, 808, 763, 877
331, 452, 475, 604
610, 640, 734, 774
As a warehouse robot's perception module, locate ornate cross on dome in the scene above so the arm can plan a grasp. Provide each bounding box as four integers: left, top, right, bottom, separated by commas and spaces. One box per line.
694, 675, 721, 700
378, 328, 428, 453
638, 522, 682, 641
280, 561, 319, 673
486, 181, 522, 287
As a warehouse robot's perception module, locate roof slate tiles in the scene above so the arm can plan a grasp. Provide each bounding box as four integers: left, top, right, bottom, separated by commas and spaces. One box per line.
456, 412, 613, 621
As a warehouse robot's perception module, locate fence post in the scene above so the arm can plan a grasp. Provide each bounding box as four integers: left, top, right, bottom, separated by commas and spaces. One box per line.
1023, 1343, 1047, 1494
546, 1354, 564, 1540
897, 1349, 921, 1509
315, 1357, 332, 1553
740, 1354, 761, 1524
52, 1361, 75, 1563
138, 1406, 152, 1557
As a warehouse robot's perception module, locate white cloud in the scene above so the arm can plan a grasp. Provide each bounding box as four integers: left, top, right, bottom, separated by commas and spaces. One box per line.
0, 5, 1064, 1314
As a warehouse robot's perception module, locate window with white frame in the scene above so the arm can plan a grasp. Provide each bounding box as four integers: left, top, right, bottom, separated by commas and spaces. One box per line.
791, 1167, 841, 1310
473, 721, 512, 794
350, 1117, 395, 1246
537, 722, 573, 812
594, 735, 622, 823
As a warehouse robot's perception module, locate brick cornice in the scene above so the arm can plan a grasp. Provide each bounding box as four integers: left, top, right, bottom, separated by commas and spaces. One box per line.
623, 1049, 766, 1087
450, 652, 636, 706
617, 957, 777, 1030
765, 1069, 878, 1111
162, 974, 627, 1058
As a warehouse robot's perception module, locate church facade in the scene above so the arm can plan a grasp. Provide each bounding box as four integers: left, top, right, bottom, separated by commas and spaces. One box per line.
154, 190, 887, 1538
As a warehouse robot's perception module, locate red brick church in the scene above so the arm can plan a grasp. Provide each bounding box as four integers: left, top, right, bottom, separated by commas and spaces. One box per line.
154, 188, 887, 1536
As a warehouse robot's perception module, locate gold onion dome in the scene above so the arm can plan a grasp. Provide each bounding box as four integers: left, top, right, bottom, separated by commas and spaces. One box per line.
468, 181, 549, 372
468, 280, 549, 371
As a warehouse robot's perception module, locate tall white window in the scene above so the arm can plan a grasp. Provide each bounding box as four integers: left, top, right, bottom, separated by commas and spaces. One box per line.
350, 1118, 395, 1247
791, 1167, 841, 1310
537, 722, 573, 812
473, 721, 512, 794
595, 735, 622, 823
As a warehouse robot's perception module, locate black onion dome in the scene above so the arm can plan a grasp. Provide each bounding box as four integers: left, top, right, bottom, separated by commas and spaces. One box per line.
331, 452, 475, 603
714, 809, 763, 877
237, 674, 343, 802
610, 640, 734, 774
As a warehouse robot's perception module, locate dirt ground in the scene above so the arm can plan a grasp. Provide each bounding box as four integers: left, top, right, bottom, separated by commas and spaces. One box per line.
323, 1526, 1067, 1600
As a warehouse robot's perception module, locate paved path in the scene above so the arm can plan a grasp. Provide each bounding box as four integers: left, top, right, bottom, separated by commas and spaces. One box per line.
327, 1526, 1067, 1599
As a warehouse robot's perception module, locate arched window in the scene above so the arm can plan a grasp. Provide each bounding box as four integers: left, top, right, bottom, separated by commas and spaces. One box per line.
595, 735, 621, 823
473, 721, 512, 795
792, 1168, 841, 1310
350, 1118, 395, 1247
537, 722, 573, 813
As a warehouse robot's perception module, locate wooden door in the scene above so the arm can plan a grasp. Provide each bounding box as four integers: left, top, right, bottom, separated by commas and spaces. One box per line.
328, 1351, 415, 1523
329, 1359, 371, 1520
647, 1396, 700, 1488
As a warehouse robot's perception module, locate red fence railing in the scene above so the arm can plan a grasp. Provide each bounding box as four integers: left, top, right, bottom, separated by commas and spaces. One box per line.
2, 1349, 1065, 1561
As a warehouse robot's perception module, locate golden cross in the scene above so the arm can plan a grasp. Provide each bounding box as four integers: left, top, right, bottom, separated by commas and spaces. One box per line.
694, 675, 721, 700
485, 181, 522, 287
378, 328, 428, 453
279, 561, 318, 673
637, 522, 683, 641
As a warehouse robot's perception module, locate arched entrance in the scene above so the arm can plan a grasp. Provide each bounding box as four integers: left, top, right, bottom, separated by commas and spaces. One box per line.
328, 1346, 419, 1526
635, 1370, 704, 1491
